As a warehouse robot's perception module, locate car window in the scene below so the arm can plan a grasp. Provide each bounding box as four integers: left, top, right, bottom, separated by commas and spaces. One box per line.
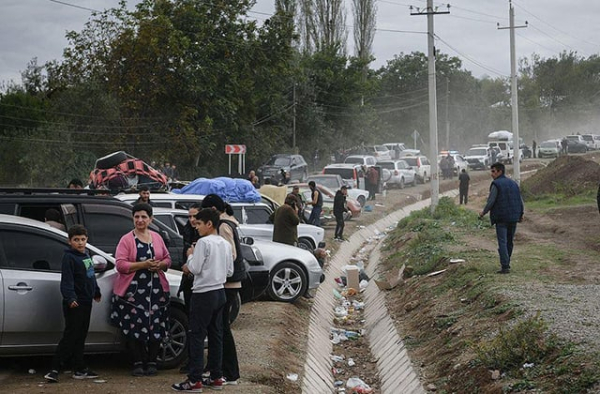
308, 177, 338, 189
379, 162, 395, 170
267, 156, 291, 166
154, 214, 178, 234
0, 203, 16, 215
82, 204, 134, 251
344, 157, 364, 165
244, 207, 271, 224
153, 201, 173, 208
540, 142, 556, 148
403, 158, 417, 166
0, 228, 66, 271
324, 168, 355, 179
421, 158, 430, 165
397, 161, 408, 169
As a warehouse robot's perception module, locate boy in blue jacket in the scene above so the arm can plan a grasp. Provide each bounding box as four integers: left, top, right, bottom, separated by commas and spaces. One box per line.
44, 225, 101, 382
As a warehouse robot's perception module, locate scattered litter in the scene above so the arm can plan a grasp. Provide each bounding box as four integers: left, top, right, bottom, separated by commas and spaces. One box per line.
523, 363, 535, 368
375, 203, 384, 207
359, 279, 369, 291
352, 300, 365, 310
427, 269, 447, 277
331, 355, 345, 362
356, 225, 366, 229
334, 306, 348, 317
331, 333, 341, 344
334, 380, 345, 387
28, 369, 36, 374
347, 358, 356, 367
449, 258, 465, 264
374, 265, 405, 290
332, 367, 345, 375
346, 377, 373, 393
286, 373, 298, 382
93, 379, 107, 383
333, 288, 343, 298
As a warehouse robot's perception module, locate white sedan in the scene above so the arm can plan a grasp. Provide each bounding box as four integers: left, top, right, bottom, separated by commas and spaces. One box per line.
379, 160, 417, 189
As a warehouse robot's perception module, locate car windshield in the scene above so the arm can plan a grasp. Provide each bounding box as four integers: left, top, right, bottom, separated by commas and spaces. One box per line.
266, 156, 291, 166
378, 162, 395, 170
403, 158, 418, 166
540, 142, 556, 148
375, 145, 388, 152
582, 135, 593, 141
344, 157, 364, 164
566, 136, 580, 142
467, 148, 487, 156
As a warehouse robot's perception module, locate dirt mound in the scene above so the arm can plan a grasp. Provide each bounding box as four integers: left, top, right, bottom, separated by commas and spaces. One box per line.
521, 156, 600, 197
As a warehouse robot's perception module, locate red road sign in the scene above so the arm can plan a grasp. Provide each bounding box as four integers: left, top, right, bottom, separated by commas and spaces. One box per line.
225, 144, 246, 154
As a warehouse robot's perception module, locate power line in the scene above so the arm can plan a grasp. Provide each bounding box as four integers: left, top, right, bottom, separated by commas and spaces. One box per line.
47, 0, 100, 13
434, 34, 508, 78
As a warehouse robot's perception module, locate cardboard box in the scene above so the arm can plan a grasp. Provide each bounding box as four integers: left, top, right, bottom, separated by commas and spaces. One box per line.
374, 265, 405, 290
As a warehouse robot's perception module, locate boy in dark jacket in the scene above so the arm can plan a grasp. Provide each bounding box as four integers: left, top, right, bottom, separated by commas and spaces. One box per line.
44, 225, 101, 382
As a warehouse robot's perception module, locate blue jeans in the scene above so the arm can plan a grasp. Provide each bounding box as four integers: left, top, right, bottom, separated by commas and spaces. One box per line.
188, 289, 226, 382
495, 222, 517, 270
308, 205, 322, 227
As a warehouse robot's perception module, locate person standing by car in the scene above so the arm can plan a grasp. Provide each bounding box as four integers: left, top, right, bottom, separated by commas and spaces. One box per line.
440, 155, 449, 180
270, 194, 301, 246
333, 186, 349, 241
291, 185, 306, 222
479, 163, 524, 274
446, 153, 455, 179
366, 166, 379, 200
111, 203, 172, 377
44, 225, 101, 383
307, 181, 323, 226
532, 140, 537, 158
135, 185, 155, 206
201, 194, 246, 386
172, 208, 233, 392
458, 169, 470, 205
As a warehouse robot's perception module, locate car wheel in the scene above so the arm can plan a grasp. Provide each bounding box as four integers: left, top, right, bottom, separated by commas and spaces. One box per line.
357, 196, 366, 207
267, 261, 308, 303
399, 177, 405, 189
423, 172, 428, 182
297, 237, 314, 251
157, 307, 188, 369
229, 291, 242, 325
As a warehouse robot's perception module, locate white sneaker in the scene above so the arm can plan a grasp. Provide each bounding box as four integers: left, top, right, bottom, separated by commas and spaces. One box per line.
222, 377, 238, 385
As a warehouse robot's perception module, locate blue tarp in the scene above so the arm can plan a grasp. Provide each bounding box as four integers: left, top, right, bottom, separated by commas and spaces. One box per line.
172, 177, 261, 203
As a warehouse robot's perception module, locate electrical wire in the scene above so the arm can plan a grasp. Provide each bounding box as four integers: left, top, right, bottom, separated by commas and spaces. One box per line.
434, 34, 508, 78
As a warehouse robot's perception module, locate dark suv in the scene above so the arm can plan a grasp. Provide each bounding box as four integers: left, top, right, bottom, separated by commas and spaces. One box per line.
257, 154, 308, 184
0, 189, 185, 267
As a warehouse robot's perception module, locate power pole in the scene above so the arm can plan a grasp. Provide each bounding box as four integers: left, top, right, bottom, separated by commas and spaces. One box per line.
411, 1, 449, 212
498, 0, 527, 184
292, 83, 297, 152
445, 77, 450, 150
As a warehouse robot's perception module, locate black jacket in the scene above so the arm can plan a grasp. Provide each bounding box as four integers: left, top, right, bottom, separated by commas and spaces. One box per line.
60, 248, 101, 306
333, 190, 348, 216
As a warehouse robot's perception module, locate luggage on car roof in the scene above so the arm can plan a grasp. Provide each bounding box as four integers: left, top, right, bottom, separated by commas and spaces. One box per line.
89, 151, 168, 192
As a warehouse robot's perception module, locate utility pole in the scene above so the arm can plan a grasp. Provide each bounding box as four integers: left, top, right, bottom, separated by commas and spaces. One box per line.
445, 77, 450, 150
498, 0, 527, 184
292, 83, 297, 152
411, 1, 449, 212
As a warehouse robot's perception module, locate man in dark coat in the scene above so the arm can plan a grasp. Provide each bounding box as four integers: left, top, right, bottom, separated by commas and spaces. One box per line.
333, 186, 349, 241
479, 163, 524, 274
458, 169, 470, 205
269, 194, 300, 246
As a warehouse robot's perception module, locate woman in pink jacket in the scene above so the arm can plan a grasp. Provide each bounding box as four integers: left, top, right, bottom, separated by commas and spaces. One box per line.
110, 203, 171, 377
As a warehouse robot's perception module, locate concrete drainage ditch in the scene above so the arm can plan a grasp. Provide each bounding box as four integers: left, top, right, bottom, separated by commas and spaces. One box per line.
302, 191, 458, 393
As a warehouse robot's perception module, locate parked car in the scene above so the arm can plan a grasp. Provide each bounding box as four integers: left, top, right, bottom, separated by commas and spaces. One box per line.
567, 139, 588, 153
151, 208, 322, 303
398, 149, 421, 157
364, 145, 392, 162
464, 146, 491, 170
581, 134, 598, 150
322, 163, 365, 190
437, 152, 468, 176
286, 183, 361, 222
306, 174, 368, 207
256, 154, 309, 184
378, 160, 416, 188
538, 140, 560, 158
0, 189, 185, 267
383, 143, 407, 159
401, 156, 431, 183
344, 155, 377, 167
0, 214, 188, 368
116, 193, 325, 252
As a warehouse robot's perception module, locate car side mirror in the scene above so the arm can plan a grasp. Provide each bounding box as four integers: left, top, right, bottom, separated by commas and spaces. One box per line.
242, 236, 254, 245
92, 255, 108, 271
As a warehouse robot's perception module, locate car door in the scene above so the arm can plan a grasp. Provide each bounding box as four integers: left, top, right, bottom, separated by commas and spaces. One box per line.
0, 224, 67, 351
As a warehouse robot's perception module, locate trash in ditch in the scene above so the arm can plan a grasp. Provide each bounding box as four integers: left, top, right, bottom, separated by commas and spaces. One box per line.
359, 279, 369, 291
334, 306, 348, 317
331, 333, 341, 344
332, 367, 345, 375
334, 380, 345, 387
93, 379, 107, 383
286, 373, 299, 381
352, 300, 365, 310
333, 288, 343, 298
331, 355, 345, 362
347, 358, 356, 367
346, 377, 373, 393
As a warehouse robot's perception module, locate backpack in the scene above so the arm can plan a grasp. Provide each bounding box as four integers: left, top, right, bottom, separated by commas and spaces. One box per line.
219, 219, 248, 283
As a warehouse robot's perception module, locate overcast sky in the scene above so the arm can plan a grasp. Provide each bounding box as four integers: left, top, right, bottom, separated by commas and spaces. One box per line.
2, 0, 600, 85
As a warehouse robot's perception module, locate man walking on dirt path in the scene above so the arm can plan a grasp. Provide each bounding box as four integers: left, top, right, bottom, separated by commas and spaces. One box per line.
479, 163, 524, 274
458, 169, 470, 205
